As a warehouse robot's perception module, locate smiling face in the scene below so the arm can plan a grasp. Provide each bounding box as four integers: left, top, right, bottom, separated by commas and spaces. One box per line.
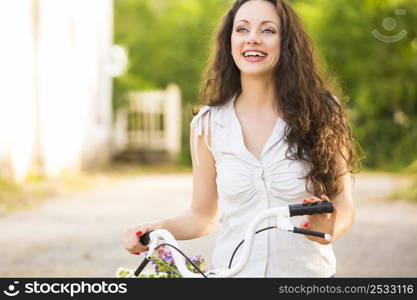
231, 0, 281, 77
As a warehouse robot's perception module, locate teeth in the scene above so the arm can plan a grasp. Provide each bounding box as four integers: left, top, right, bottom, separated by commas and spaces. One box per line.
244, 51, 266, 57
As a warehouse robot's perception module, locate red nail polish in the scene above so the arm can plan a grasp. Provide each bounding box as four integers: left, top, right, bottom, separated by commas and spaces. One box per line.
134, 252, 141, 255
135, 231, 142, 236
309, 197, 315, 201
303, 222, 309, 228
303, 199, 308, 204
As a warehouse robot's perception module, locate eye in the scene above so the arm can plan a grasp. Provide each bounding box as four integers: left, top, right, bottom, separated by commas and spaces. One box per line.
236, 27, 249, 33
263, 28, 276, 34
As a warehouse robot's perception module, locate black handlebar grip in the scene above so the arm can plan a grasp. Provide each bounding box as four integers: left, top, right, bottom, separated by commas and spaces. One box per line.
293, 227, 326, 239
139, 231, 153, 246
289, 201, 334, 217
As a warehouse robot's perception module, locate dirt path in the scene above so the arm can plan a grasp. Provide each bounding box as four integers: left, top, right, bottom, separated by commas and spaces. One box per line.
0, 173, 415, 277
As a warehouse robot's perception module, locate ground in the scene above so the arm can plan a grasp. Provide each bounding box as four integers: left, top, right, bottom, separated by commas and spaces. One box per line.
0, 172, 415, 277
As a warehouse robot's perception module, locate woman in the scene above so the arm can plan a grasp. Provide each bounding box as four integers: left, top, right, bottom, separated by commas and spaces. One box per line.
124, 0, 359, 277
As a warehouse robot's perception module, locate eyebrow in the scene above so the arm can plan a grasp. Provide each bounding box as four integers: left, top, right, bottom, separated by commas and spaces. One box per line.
236, 19, 278, 26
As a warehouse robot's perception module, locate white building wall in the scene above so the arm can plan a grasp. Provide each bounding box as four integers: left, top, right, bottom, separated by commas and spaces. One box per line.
0, 0, 114, 182
0, 0, 37, 182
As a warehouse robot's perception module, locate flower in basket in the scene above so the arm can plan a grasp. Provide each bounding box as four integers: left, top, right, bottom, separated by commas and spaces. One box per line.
116, 247, 208, 278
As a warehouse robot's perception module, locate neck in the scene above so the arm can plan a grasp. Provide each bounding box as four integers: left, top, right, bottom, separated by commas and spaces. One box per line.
238, 73, 278, 114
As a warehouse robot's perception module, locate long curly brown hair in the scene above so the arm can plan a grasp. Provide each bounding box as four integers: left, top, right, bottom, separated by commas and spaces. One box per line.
198, 0, 362, 199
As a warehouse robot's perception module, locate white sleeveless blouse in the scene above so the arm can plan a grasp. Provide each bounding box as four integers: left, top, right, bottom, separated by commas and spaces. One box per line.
190, 95, 336, 277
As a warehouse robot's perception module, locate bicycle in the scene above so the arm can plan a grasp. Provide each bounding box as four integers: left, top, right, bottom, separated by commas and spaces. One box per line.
132, 200, 334, 278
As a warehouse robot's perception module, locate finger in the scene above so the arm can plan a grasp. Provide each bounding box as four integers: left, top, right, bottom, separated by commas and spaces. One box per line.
310, 197, 320, 203
299, 221, 310, 229
321, 194, 330, 201
306, 235, 330, 245
325, 202, 338, 219
135, 229, 150, 251
135, 230, 144, 246
129, 241, 149, 253
132, 246, 149, 254
331, 202, 338, 215
126, 226, 147, 253
131, 235, 150, 252
326, 212, 331, 220
136, 228, 152, 249
304, 197, 316, 204
139, 245, 150, 252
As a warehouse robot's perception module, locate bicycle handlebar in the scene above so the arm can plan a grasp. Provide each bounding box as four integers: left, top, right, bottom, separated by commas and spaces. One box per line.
135, 201, 335, 278
289, 200, 334, 217
139, 201, 334, 246
139, 232, 152, 246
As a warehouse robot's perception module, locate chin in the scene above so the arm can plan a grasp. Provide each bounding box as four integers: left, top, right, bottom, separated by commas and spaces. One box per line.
239, 67, 273, 77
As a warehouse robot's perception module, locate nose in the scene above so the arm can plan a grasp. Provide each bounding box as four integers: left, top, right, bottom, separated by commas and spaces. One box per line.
246, 31, 261, 45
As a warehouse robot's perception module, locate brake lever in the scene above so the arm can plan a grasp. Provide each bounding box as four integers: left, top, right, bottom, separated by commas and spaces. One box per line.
293, 227, 332, 242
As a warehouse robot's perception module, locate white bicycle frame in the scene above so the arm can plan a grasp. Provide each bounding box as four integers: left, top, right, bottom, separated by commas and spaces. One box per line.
143, 206, 332, 278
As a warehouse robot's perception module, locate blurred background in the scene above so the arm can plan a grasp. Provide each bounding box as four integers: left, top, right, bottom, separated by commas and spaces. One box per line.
0, 0, 416, 277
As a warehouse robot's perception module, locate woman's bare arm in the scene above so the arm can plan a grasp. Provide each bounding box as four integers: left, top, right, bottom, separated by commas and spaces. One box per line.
124, 121, 219, 254
301, 146, 355, 245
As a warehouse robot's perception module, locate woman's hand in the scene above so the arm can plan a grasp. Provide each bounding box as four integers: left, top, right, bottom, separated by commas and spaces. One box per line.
298, 194, 338, 245
123, 223, 155, 256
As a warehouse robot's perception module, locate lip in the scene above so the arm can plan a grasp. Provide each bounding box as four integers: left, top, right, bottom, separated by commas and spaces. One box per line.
241, 49, 268, 62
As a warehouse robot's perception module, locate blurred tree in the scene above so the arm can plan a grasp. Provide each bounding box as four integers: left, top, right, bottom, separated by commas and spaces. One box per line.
298, 0, 417, 170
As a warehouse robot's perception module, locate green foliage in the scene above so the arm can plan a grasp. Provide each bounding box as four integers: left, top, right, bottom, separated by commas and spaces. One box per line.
114, 0, 417, 170
301, 0, 417, 169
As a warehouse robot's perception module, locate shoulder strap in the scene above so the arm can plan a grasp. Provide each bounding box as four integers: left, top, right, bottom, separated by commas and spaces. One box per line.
190, 106, 213, 166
